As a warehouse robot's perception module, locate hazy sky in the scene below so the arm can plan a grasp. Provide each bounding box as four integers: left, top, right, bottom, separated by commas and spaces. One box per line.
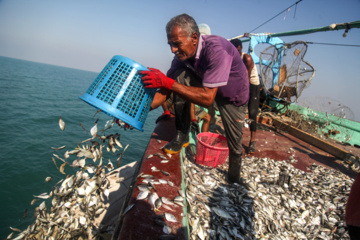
1, 0, 360, 120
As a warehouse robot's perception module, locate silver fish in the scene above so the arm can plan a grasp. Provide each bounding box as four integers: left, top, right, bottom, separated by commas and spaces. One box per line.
165, 213, 177, 223
90, 120, 98, 138
155, 198, 162, 210
122, 203, 135, 216
148, 192, 159, 210
137, 191, 149, 200
59, 116, 65, 131
161, 197, 175, 206
45, 176, 52, 182
33, 193, 51, 199
161, 170, 170, 176
51, 145, 66, 151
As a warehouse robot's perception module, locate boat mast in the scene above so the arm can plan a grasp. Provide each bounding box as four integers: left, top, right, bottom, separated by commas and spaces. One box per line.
230, 20, 360, 41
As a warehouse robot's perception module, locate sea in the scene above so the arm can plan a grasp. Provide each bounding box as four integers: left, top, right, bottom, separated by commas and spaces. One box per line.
0, 56, 161, 238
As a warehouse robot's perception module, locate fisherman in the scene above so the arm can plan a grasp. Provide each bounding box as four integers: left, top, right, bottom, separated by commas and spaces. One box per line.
140, 13, 249, 183
155, 22, 214, 135
230, 38, 261, 154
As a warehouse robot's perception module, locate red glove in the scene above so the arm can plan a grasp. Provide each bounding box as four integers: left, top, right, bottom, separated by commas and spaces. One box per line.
139, 68, 175, 90
155, 110, 171, 124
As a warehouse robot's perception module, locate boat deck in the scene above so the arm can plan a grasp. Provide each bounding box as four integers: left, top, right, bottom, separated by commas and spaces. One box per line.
114, 117, 187, 240
242, 119, 359, 178
113, 115, 359, 240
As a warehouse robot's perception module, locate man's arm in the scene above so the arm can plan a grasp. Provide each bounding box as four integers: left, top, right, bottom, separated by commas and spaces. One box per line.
142, 68, 217, 109
243, 54, 255, 80
171, 82, 217, 108
151, 89, 169, 110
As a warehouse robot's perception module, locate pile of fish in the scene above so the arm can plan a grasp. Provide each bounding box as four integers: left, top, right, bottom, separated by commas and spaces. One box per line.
184, 150, 354, 239
6, 116, 130, 240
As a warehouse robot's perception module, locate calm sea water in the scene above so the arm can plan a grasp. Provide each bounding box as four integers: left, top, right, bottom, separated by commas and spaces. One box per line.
0, 56, 161, 238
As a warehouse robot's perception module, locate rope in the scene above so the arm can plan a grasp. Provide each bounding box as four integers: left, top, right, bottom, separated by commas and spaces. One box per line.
248, 0, 303, 33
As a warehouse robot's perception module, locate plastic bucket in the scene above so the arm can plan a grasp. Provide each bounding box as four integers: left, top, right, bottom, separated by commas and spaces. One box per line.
79, 55, 156, 131
196, 132, 229, 167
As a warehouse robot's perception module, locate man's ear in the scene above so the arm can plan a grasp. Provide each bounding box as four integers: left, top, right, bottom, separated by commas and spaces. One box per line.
192, 32, 199, 45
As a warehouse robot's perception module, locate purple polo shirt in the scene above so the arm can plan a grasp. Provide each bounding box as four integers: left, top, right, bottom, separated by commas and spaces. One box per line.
167, 35, 249, 106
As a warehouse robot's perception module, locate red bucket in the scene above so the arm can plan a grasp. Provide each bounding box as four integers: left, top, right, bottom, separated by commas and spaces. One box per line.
196, 132, 229, 167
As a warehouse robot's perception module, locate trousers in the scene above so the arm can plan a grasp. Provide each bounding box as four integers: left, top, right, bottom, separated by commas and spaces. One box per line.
171, 68, 202, 134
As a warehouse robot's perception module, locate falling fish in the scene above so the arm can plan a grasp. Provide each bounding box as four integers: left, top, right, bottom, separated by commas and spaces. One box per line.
117, 144, 129, 167
106, 160, 114, 171
30, 199, 38, 205
93, 109, 102, 118
59, 162, 67, 174
116, 153, 123, 168
33, 193, 51, 199
23, 209, 28, 219
51, 145, 66, 151
59, 116, 65, 131
90, 119, 99, 138
79, 122, 88, 133
12, 114, 141, 239
9, 227, 21, 232
101, 119, 115, 133
114, 137, 123, 148
45, 176, 52, 182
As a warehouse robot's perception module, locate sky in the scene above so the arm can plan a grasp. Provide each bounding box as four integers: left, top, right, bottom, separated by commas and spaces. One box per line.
1, 0, 360, 121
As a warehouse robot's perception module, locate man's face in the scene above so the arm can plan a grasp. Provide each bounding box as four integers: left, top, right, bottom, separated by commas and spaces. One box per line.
167, 25, 198, 62
236, 45, 243, 55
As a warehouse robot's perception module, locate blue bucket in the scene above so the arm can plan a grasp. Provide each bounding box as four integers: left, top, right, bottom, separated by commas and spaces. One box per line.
80, 55, 156, 131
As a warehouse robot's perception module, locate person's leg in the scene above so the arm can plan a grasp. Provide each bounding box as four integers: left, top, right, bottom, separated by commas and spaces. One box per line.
248, 84, 260, 154
194, 106, 210, 133
207, 104, 216, 125
163, 68, 202, 154
218, 102, 246, 184
201, 113, 211, 132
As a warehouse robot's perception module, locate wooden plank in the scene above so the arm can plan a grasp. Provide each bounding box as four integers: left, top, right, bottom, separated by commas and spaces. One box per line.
272, 118, 349, 159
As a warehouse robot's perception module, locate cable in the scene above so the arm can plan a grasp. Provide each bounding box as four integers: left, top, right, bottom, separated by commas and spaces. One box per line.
248, 0, 303, 33
307, 42, 360, 47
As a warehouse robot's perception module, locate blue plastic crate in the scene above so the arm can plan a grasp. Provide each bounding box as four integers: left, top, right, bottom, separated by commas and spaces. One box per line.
80, 55, 156, 131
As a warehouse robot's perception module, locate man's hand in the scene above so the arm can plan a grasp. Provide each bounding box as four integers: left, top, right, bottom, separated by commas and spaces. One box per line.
155, 110, 171, 124
190, 119, 200, 135
139, 68, 175, 90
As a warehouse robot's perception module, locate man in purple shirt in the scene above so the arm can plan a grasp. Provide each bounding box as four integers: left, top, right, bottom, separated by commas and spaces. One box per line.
140, 13, 249, 183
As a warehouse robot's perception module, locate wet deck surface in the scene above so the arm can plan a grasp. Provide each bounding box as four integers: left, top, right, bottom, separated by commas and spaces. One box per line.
115, 115, 359, 239
116, 117, 187, 240
242, 122, 359, 179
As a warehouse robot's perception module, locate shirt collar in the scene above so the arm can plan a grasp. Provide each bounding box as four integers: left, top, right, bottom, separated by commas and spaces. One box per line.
195, 35, 204, 60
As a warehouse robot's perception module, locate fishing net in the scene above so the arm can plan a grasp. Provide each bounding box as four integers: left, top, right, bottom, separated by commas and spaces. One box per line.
296, 96, 355, 142
259, 41, 315, 103
297, 96, 355, 120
